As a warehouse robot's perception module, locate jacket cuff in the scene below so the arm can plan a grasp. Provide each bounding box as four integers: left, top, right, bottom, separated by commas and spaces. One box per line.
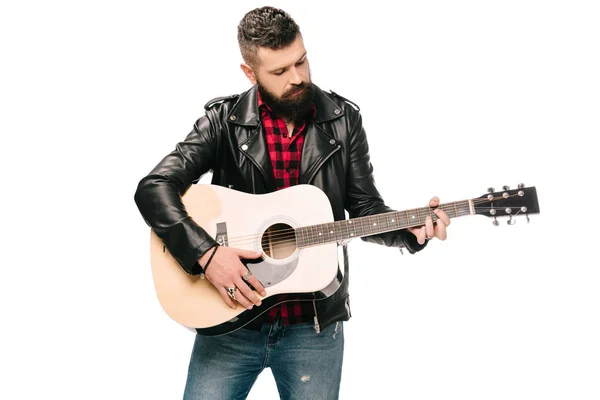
178, 240, 220, 275
158, 217, 219, 275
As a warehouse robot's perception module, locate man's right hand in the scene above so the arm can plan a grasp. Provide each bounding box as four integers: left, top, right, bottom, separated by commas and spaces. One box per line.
199, 246, 267, 310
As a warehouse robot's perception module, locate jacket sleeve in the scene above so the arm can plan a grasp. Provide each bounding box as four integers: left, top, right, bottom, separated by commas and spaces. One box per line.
134, 115, 220, 274
344, 111, 427, 254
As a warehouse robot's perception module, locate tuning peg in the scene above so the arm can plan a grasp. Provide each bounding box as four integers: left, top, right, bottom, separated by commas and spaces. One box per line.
526, 214, 530, 223
518, 183, 525, 189
487, 187, 495, 193
493, 216, 499, 226
502, 185, 510, 191
507, 215, 516, 225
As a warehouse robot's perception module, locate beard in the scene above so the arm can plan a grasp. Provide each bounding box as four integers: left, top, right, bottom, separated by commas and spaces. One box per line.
257, 79, 315, 124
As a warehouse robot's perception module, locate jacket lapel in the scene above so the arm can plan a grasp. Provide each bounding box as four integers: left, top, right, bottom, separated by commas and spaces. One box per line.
226, 88, 276, 191
299, 86, 345, 184
299, 123, 340, 184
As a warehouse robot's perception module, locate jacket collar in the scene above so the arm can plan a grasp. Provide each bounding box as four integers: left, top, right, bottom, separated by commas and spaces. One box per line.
227, 84, 344, 126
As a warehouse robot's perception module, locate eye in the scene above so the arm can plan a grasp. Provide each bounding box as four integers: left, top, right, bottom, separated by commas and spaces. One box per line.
296, 60, 305, 66
274, 70, 285, 76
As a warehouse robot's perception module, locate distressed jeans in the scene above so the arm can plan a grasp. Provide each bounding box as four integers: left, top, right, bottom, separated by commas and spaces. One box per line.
183, 318, 344, 400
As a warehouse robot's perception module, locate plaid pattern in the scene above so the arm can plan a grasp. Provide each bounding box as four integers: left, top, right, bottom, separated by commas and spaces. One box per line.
258, 91, 315, 326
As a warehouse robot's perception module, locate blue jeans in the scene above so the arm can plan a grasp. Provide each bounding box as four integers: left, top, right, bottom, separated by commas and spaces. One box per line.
183, 318, 344, 399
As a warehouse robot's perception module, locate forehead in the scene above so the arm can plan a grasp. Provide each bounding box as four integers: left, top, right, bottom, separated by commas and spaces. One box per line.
256, 35, 307, 71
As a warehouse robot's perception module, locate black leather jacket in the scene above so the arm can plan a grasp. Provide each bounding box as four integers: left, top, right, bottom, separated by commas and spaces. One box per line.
134, 84, 426, 332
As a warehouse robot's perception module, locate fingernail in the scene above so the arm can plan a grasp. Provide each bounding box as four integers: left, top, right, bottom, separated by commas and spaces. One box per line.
261, 291, 267, 297
247, 305, 253, 310
257, 301, 262, 306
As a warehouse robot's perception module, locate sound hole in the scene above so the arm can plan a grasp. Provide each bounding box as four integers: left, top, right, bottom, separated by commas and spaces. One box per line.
261, 223, 297, 260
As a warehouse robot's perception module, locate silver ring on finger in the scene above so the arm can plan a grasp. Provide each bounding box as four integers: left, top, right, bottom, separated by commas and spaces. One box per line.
226, 287, 237, 300
242, 271, 252, 281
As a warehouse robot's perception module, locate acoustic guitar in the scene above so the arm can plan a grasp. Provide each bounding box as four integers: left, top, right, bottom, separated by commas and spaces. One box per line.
149, 183, 539, 336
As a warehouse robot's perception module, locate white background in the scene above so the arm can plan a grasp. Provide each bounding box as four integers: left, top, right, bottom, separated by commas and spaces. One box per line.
1, 0, 599, 399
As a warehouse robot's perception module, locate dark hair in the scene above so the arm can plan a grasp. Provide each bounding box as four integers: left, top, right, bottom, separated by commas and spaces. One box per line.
237, 6, 301, 69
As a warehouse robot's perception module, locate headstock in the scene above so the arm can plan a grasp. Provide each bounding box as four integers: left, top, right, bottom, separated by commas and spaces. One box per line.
474, 184, 540, 225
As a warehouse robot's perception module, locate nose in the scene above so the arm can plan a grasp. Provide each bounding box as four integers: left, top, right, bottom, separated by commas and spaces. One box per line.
289, 67, 302, 86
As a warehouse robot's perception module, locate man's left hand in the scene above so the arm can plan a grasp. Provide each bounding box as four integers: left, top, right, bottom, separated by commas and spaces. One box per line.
408, 196, 450, 245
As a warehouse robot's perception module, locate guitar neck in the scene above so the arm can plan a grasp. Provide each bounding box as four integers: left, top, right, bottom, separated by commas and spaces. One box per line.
295, 200, 473, 248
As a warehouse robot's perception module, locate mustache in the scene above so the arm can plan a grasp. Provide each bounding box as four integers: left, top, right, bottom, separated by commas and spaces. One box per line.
282, 82, 308, 99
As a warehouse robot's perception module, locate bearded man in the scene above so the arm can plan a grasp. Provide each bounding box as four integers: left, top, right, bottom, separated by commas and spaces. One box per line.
135, 6, 450, 399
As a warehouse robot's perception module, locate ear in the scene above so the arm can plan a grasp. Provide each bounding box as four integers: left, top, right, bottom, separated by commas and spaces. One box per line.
240, 63, 257, 85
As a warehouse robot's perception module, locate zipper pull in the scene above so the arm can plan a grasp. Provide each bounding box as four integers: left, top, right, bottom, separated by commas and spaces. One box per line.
313, 316, 321, 334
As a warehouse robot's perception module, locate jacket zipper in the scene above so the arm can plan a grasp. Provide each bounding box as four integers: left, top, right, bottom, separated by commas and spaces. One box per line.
312, 300, 320, 334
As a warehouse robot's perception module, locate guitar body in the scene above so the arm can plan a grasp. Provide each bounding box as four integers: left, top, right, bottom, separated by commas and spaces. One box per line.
150, 184, 341, 335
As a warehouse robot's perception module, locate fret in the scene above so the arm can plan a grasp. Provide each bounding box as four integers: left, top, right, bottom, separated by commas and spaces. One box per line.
355, 218, 364, 237
428, 207, 434, 223
388, 212, 398, 231
297, 226, 304, 247
335, 221, 344, 241
339, 219, 345, 241
303, 225, 309, 246
384, 213, 392, 232
369, 215, 378, 235
398, 211, 405, 229
382, 213, 390, 232
327, 222, 335, 243
343, 219, 350, 240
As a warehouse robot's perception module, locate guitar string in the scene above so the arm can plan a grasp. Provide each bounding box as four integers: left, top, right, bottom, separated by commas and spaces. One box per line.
223, 195, 529, 247
226, 206, 470, 246
226, 205, 517, 248
224, 196, 522, 246
226, 204, 522, 251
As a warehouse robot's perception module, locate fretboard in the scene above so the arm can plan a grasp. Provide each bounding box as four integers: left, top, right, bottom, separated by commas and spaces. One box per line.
295, 200, 472, 248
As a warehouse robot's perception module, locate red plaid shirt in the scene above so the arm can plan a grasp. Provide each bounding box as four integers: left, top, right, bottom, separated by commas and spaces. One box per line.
258, 91, 316, 326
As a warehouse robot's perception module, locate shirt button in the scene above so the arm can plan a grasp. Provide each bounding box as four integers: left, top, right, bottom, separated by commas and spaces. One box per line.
329, 139, 336, 145
241, 144, 248, 151
230, 115, 237, 121
334, 109, 341, 115
286, 168, 291, 173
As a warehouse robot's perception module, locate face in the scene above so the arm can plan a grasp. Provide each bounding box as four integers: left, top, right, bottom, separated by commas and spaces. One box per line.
241, 35, 314, 122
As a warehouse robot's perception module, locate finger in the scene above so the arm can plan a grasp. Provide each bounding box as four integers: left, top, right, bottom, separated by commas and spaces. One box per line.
234, 277, 261, 308
425, 216, 435, 239
217, 287, 237, 309
434, 208, 451, 226
235, 248, 263, 259
244, 272, 267, 298
418, 226, 427, 245
429, 196, 440, 207
229, 283, 254, 309
435, 218, 447, 241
